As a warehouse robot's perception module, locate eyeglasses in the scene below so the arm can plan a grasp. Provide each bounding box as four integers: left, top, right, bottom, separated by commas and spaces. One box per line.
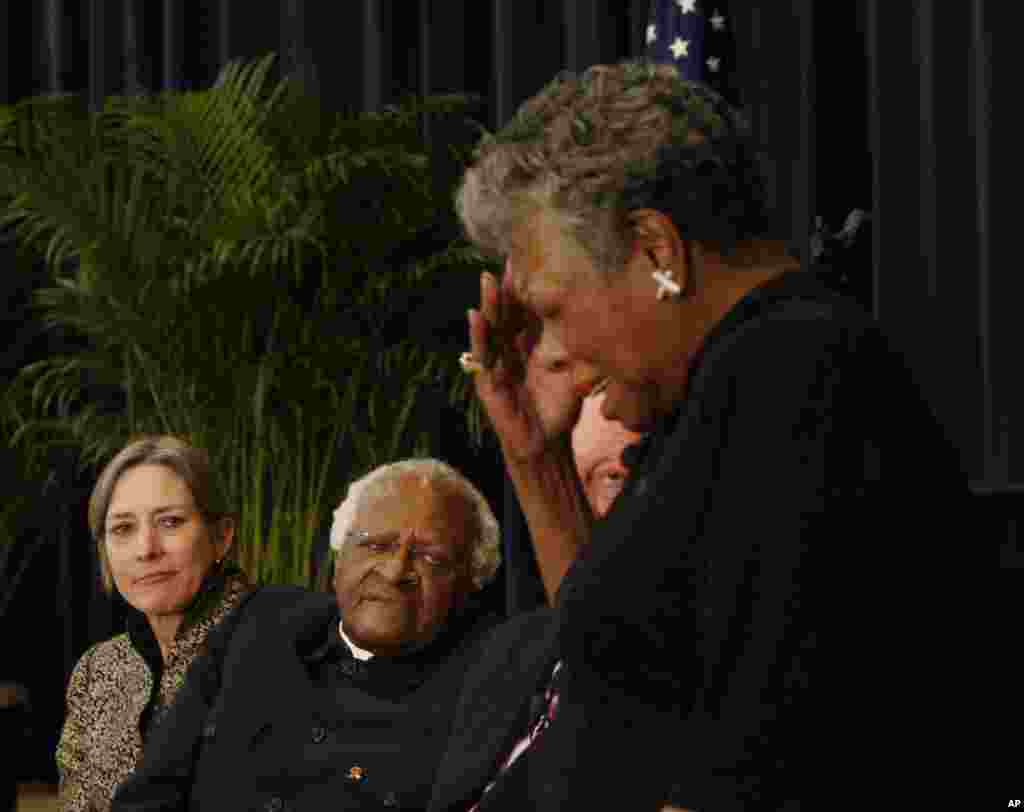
344, 530, 463, 576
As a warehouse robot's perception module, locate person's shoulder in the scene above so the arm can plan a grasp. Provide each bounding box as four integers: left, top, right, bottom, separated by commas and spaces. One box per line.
707, 282, 881, 384
245, 583, 326, 608
466, 594, 511, 632
757, 283, 873, 338
73, 632, 135, 674
478, 607, 558, 660
192, 589, 336, 689
450, 608, 559, 699
65, 633, 141, 700
236, 584, 333, 614
230, 585, 337, 643
89, 631, 132, 656
427, 600, 506, 664
723, 270, 871, 338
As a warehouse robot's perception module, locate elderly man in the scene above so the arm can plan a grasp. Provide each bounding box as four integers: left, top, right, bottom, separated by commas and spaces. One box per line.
112, 458, 502, 812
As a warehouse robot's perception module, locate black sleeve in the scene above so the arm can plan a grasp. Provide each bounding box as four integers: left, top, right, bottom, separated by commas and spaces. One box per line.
559, 314, 884, 808
111, 590, 261, 812
111, 661, 212, 810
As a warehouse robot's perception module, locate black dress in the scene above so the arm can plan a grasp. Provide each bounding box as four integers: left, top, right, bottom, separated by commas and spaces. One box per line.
450, 270, 968, 811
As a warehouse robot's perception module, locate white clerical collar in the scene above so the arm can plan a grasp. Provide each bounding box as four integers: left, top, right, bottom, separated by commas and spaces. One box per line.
338, 621, 375, 661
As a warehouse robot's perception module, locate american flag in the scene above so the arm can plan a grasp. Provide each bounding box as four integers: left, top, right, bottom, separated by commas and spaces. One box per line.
645, 0, 736, 99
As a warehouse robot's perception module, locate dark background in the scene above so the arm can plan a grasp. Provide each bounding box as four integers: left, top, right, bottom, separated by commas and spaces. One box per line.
0, 0, 1009, 783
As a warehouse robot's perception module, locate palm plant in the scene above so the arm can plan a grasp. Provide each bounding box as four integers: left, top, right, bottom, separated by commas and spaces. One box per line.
0, 53, 494, 588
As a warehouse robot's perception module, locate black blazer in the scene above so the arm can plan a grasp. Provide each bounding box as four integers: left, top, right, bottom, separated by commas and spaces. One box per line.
113, 586, 499, 812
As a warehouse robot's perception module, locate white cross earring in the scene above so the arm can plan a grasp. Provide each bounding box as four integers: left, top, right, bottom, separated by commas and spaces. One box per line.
652, 269, 682, 300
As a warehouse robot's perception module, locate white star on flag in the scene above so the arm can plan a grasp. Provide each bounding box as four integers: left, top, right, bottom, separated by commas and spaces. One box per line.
669, 37, 689, 59
706, 56, 721, 72
676, 0, 698, 13
647, 24, 658, 45
710, 10, 726, 31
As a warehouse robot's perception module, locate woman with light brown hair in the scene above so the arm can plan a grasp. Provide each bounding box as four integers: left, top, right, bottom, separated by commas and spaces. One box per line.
56, 436, 249, 812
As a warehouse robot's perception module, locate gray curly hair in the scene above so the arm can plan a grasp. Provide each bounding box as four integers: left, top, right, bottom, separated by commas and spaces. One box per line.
457, 59, 765, 274
329, 458, 502, 590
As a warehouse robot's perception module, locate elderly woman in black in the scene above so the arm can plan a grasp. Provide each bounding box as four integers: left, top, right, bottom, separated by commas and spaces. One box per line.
56, 436, 249, 811
442, 60, 964, 811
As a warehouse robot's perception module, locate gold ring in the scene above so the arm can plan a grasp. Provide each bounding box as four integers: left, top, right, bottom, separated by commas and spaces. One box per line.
459, 352, 483, 375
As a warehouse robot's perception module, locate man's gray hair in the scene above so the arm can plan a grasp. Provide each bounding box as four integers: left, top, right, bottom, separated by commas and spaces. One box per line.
329, 458, 502, 590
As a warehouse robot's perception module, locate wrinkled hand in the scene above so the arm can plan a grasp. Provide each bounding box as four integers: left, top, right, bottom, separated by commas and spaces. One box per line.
468, 270, 580, 463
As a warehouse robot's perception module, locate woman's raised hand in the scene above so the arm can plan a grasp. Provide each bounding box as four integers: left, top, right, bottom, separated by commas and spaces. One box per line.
468, 270, 580, 464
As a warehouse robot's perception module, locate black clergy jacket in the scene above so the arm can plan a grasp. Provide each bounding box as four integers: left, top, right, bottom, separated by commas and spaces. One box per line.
111, 586, 500, 812
432, 270, 970, 812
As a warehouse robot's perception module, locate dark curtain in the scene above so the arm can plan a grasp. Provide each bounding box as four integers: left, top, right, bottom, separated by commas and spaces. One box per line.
861, 2, 1012, 566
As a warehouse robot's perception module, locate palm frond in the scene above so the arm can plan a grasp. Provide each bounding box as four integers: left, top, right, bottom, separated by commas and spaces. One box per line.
1, 55, 496, 587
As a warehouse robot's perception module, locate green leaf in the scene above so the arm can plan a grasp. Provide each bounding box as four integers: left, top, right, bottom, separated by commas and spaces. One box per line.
0, 54, 493, 586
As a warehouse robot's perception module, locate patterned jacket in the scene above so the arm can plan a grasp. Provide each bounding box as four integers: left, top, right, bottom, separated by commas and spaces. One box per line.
56, 569, 250, 812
